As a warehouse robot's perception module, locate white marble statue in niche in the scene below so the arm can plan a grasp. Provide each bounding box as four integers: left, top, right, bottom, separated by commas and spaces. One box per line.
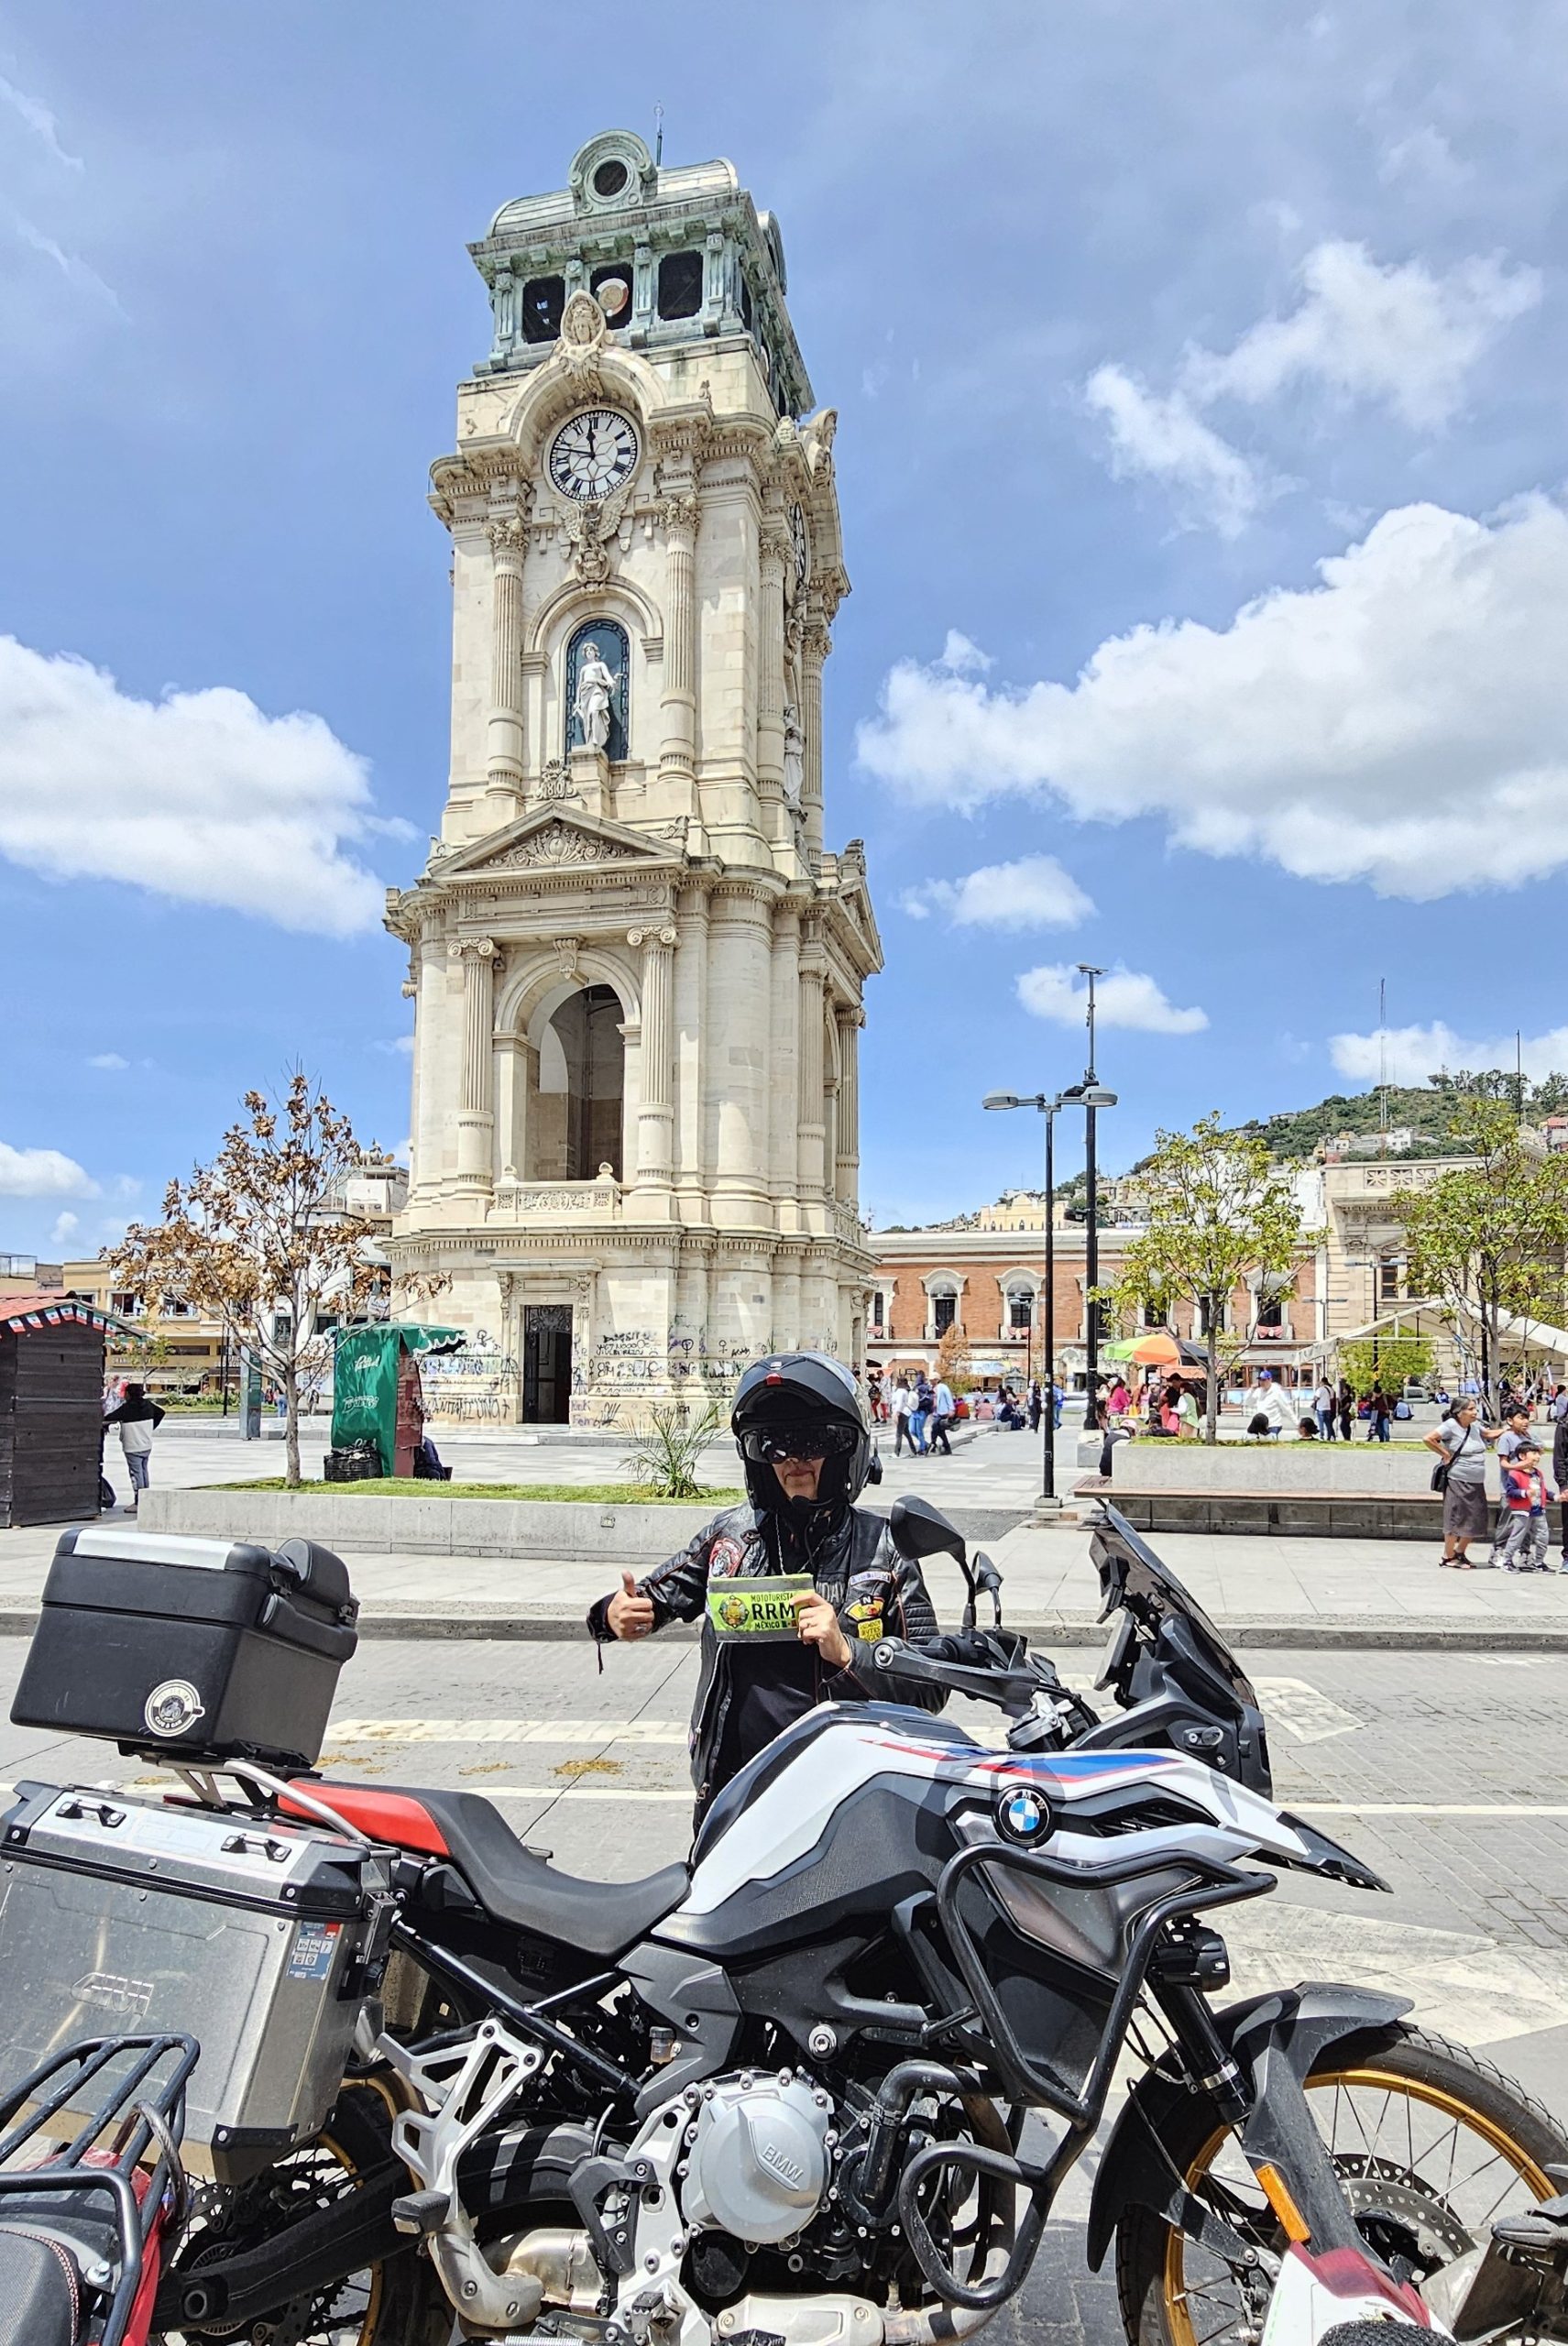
572, 638, 620, 753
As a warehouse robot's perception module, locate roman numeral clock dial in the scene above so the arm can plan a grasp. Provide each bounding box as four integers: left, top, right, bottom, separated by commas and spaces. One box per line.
548, 408, 641, 500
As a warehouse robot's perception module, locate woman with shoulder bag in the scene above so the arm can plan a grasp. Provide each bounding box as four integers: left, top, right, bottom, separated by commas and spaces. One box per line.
1425, 1398, 1502, 1568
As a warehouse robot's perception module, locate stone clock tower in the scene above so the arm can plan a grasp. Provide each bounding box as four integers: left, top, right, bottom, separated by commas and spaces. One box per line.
386, 130, 881, 1423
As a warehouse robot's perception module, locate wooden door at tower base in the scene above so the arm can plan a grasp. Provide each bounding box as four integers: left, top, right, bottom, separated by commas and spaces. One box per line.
523, 1305, 573, 1423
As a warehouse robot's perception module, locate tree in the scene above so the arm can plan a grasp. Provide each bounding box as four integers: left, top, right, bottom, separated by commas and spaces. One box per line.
111, 1075, 392, 1488
1337, 1335, 1432, 1396
1391, 1099, 1568, 1409
934, 1321, 971, 1394
1099, 1113, 1302, 1443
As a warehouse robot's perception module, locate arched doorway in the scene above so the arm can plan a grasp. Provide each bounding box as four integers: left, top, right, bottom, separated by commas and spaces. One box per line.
535, 984, 625, 1181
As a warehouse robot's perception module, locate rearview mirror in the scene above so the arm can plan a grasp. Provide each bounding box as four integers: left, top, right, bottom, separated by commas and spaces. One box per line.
889, 1496, 966, 1565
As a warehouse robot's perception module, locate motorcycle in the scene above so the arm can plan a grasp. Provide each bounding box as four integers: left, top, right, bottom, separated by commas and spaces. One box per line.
0, 2032, 196, 2345
2, 1502, 1563, 2346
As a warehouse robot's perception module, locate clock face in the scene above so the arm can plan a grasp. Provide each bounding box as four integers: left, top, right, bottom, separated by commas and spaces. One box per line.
548, 409, 641, 502
790, 501, 809, 589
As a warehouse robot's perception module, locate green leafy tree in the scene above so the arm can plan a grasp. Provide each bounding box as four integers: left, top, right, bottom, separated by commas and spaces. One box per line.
1337, 1335, 1433, 1396
111, 1075, 390, 1488
1391, 1099, 1568, 1409
1099, 1113, 1302, 1443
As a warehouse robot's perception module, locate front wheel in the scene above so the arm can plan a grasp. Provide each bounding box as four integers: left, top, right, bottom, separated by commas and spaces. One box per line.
1116, 2023, 1568, 2346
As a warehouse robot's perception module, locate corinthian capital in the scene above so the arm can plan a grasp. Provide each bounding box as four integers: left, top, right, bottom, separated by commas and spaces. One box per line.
486, 513, 530, 558
658, 492, 699, 542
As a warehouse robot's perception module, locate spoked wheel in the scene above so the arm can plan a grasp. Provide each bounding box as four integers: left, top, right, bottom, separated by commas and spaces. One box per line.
1117, 2025, 1568, 2346
155, 2087, 449, 2346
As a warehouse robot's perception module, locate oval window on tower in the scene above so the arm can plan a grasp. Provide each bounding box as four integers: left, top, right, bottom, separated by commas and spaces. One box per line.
592, 157, 630, 199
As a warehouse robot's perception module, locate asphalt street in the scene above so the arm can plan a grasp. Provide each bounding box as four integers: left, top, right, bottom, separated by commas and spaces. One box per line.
3, 1639, 1567, 2346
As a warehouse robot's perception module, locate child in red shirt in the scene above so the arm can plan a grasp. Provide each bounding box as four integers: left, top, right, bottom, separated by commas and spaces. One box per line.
1499, 1441, 1556, 1572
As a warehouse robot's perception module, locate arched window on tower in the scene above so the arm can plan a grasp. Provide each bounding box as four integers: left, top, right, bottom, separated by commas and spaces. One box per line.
534, 986, 626, 1183
565, 620, 630, 762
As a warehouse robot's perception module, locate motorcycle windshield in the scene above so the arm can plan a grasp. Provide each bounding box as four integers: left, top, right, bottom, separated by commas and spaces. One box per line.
1089, 1503, 1261, 1709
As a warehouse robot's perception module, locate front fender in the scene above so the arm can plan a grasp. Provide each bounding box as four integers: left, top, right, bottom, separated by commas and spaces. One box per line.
1085, 1983, 1413, 2270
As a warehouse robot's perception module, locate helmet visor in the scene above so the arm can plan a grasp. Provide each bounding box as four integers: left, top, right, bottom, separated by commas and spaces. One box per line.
740, 1421, 859, 1466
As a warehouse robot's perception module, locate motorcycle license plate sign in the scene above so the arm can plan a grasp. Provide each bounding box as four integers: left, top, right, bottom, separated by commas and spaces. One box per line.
707, 1573, 812, 1640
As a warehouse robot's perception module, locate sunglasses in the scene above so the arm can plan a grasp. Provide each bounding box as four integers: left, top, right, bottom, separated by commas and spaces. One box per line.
740, 1423, 859, 1464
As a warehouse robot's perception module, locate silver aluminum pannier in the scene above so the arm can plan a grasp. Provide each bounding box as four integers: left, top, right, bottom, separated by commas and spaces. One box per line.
0, 1780, 395, 2181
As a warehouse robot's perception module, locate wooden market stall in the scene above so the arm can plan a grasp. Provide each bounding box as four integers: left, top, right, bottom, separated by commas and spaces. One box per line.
0, 1292, 136, 1529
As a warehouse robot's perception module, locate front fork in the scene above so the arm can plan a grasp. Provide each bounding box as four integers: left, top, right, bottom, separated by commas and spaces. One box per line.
1153, 1979, 1429, 2319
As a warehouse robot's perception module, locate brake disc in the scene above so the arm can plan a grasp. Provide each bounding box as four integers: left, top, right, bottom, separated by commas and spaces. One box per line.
1337, 2162, 1475, 2269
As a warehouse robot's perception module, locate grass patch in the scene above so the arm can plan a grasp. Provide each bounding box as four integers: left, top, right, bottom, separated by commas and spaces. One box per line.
209, 1477, 743, 1504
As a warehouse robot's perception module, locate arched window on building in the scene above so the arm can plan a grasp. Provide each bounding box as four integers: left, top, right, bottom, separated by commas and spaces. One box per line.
565, 620, 630, 762
1003, 1278, 1036, 1335
534, 985, 626, 1182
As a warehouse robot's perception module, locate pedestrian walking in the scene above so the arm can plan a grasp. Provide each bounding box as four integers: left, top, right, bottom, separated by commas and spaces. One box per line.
1426, 1398, 1502, 1568
1336, 1378, 1354, 1442
1365, 1384, 1392, 1442
1486, 1404, 1536, 1564
1172, 1380, 1199, 1441
1497, 1441, 1556, 1572
909, 1376, 934, 1455
1554, 1388, 1568, 1567
891, 1375, 916, 1457
103, 1382, 165, 1511
1311, 1376, 1336, 1441
928, 1375, 956, 1456
1026, 1378, 1042, 1432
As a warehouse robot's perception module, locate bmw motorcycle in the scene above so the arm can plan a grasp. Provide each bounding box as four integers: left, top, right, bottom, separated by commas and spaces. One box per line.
4, 1501, 1564, 2346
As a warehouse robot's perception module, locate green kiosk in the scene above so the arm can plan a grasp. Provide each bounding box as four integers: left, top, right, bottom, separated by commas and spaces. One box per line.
328, 1325, 463, 1480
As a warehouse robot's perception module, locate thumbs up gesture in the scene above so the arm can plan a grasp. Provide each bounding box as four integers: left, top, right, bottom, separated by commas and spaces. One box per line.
608, 1569, 655, 1641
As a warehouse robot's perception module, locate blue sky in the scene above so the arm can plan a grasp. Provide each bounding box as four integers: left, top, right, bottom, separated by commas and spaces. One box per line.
3, 1, 1567, 1251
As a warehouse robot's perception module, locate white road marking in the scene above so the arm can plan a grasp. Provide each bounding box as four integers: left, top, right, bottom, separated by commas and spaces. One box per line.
1252, 1677, 1363, 1744
327, 1718, 689, 1745
1296, 1802, 1568, 1815
1225, 1902, 1568, 2048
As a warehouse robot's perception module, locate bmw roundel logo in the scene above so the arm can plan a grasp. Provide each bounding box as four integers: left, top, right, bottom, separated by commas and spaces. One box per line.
996, 1785, 1052, 1845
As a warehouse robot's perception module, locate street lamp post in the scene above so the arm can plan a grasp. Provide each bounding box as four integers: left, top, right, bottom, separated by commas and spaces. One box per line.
985, 1080, 1116, 1507
1078, 964, 1106, 1429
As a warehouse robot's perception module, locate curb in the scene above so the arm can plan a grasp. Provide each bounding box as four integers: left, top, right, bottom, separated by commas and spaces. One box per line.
0, 1606, 1559, 1651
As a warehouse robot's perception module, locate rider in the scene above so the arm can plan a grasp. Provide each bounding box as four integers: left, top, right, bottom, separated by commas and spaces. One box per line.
587, 1352, 947, 1825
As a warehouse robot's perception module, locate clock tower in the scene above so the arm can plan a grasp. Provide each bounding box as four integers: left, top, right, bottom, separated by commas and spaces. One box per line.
387, 131, 882, 1424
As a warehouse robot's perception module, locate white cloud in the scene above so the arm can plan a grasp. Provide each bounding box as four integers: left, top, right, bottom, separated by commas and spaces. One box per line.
1331, 1023, 1568, 1087
1016, 963, 1208, 1036
856, 495, 1568, 902
0, 636, 389, 935
49, 1211, 80, 1249
377, 1034, 416, 1056
1084, 240, 1539, 531
87, 1052, 129, 1070
1083, 365, 1274, 538
1183, 239, 1541, 432
0, 1142, 98, 1199
1378, 126, 1469, 189
938, 630, 992, 675
901, 855, 1094, 931
0, 74, 82, 170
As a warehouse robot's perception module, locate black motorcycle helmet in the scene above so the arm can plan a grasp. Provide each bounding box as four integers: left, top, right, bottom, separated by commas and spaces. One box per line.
730, 1352, 874, 1519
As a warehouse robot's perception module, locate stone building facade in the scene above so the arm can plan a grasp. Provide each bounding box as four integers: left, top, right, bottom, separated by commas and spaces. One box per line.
868, 1227, 1321, 1388
387, 132, 880, 1422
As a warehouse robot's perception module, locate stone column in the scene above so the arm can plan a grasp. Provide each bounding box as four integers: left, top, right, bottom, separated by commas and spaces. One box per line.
835, 1003, 861, 1205
769, 910, 801, 1231
707, 884, 773, 1229
630, 923, 677, 1189
658, 494, 698, 789
452, 936, 497, 1193
799, 610, 829, 858
796, 921, 827, 1211
412, 929, 446, 1200
673, 885, 708, 1220
757, 518, 790, 816
486, 510, 528, 804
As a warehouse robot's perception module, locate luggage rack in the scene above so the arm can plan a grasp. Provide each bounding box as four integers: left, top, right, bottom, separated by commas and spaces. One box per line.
0, 2032, 199, 2345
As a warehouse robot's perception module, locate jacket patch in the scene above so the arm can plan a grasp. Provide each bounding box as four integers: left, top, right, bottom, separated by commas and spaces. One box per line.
708, 1535, 751, 1582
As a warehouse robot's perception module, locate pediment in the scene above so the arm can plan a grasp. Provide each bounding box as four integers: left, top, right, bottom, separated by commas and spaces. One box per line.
433, 808, 686, 882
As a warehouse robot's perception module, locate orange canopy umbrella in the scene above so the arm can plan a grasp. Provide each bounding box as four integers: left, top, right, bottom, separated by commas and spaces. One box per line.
1125, 1331, 1182, 1367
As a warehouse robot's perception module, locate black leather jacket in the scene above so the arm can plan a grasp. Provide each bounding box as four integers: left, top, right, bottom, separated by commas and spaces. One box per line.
587, 1500, 946, 1809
